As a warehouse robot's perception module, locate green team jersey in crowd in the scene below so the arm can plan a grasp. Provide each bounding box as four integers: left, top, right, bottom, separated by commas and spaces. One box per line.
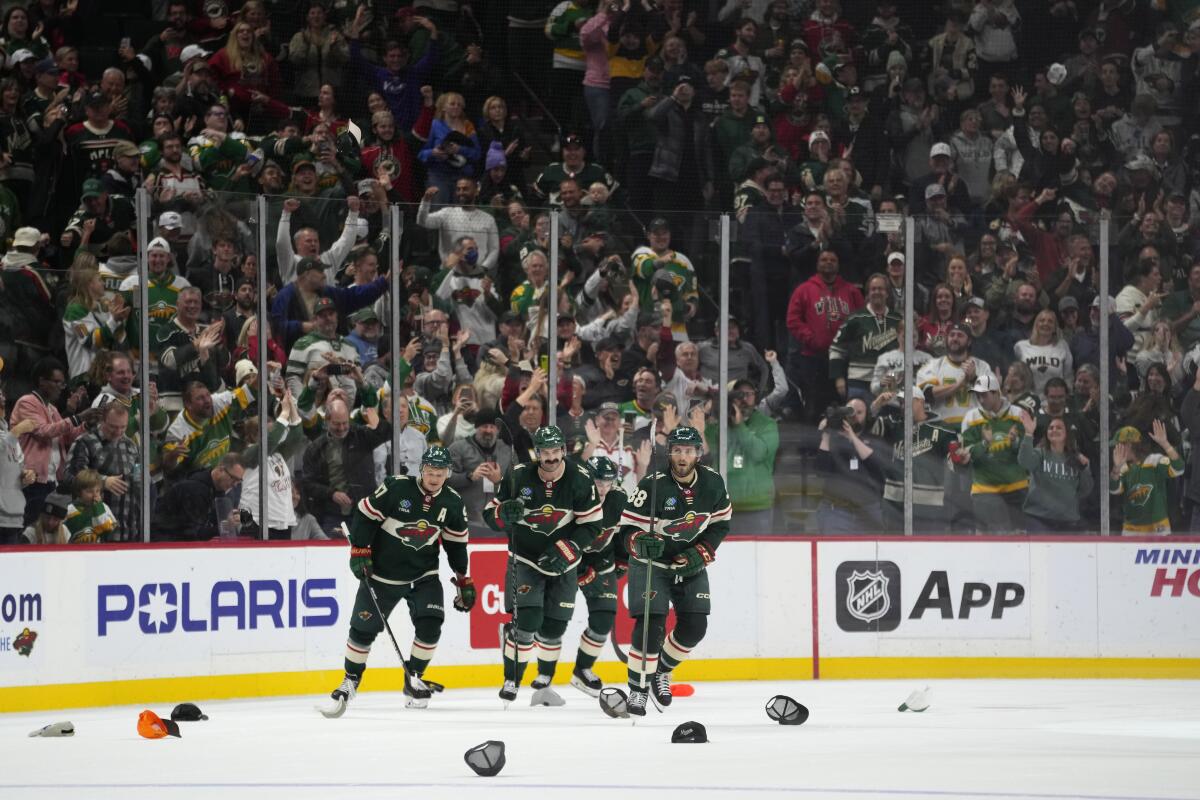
874, 416, 956, 508
1110, 453, 1185, 533
959, 402, 1029, 495
619, 465, 732, 566
118, 271, 191, 343
829, 308, 901, 385
533, 161, 617, 204
286, 331, 361, 385
547, 1, 588, 68
65, 500, 117, 543
630, 245, 698, 338
162, 385, 254, 473
509, 279, 548, 319
353, 474, 469, 583
484, 461, 603, 575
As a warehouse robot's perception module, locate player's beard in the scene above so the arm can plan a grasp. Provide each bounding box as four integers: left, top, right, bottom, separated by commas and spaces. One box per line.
670, 455, 697, 480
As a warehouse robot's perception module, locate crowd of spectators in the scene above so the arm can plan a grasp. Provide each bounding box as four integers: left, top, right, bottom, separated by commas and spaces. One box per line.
0, 0, 1199, 544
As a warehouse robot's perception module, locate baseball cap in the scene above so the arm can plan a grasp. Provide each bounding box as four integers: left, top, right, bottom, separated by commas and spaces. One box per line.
646, 217, 670, 232
42, 493, 70, 519
752, 114, 769, 127
887, 251, 905, 265
808, 129, 830, 145
970, 374, 1000, 393
671, 721, 708, 743
313, 296, 337, 315
949, 321, 972, 336
84, 91, 109, 109
170, 703, 209, 722
595, 336, 622, 353
113, 141, 140, 159
925, 183, 947, 199
966, 296, 986, 310
146, 236, 172, 254
930, 142, 953, 159
499, 310, 522, 325
34, 56, 59, 75
28, 721, 74, 737
9, 49, 35, 66
180, 44, 211, 64
636, 311, 661, 329
356, 178, 377, 196
1091, 295, 1115, 308
158, 211, 183, 230
847, 85, 864, 100
297, 256, 324, 275
349, 306, 379, 325
1058, 296, 1079, 312
902, 76, 925, 93
597, 401, 621, 416
137, 710, 181, 739
292, 157, 316, 173
81, 178, 105, 199
789, 38, 809, 52
562, 132, 585, 149
12, 227, 41, 248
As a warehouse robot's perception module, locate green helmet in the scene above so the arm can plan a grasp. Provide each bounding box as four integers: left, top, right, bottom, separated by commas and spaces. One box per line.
533, 425, 565, 450
587, 455, 618, 481
421, 445, 452, 470
667, 426, 703, 448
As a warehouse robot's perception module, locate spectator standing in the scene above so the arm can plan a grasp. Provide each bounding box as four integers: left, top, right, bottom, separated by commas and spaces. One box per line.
830, 273, 900, 402
786, 249, 863, 423
1016, 410, 1093, 533
0, 384, 35, 544
418, 92, 481, 203
872, 386, 956, 533
61, 263, 128, 383
815, 398, 887, 534
287, 2, 349, 107
347, 11, 438, 132
958, 373, 1028, 534
302, 397, 392, 535
1014, 309, 1074, 395
64, 402, 140, 541
161, 379, 255, 480
151, 453, 245, 541
630, 217, 698, 340
447, 413, 513, 536
238, 390, 305, 540
705, 380, 779, 534
10, 359, 100, 525
417, 181, 500, 276
1110, 421, 1184, 535
647, 75, 714, 219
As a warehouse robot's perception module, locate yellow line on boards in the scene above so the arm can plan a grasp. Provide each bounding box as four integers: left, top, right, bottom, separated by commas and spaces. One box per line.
2, 657, 1197, 713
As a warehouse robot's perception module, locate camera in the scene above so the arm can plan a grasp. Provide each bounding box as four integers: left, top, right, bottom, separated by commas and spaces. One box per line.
600, 255, 626, 284
652, 268, 677, 300
326, 363, 344, 376
824, 404, 855, 429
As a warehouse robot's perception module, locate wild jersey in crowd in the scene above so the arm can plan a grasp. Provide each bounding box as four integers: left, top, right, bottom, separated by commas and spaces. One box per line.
484, 460, 603, 574
621, 464, 732, 563
355, 473, 470, 582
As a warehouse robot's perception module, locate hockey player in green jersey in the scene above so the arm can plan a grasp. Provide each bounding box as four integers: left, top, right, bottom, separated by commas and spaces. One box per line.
325, 446, 474, 717
526, 455, 627, 698
619, 426, 731, 716
484, 425, 603, 705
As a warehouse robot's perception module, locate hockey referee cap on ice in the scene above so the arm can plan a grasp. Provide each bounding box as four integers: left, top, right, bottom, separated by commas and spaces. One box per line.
464, 740, 506, 776
671, 721, 708, 743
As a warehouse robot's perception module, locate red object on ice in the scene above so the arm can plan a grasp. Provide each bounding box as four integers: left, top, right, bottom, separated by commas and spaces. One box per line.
671, 683, 695, 697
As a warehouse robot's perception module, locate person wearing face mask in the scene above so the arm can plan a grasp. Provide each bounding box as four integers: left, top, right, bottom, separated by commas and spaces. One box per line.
435, 235, 503, 362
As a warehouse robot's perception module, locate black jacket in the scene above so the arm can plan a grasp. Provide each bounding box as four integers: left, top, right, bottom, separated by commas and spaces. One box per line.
647, 96, 713, 185
152, 468, 223, 541
301, 421, 393, 519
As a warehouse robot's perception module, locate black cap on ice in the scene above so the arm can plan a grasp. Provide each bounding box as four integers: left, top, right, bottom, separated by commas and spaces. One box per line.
765, 694, 809, 725
170, 702, 209, 721
671, 721, 708, 743
599, 687, 630, 718
464, 740, 506, 776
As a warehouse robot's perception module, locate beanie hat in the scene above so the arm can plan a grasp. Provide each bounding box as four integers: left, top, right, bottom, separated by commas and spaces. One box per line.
485, 141, 507, 172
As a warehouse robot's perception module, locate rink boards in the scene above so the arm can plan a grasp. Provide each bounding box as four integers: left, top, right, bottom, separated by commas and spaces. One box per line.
1, 536, 1198, 711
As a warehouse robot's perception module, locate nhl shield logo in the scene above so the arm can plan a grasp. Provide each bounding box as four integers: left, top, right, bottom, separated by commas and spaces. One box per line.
835, 561, 902, 632
845, 570, 890, 623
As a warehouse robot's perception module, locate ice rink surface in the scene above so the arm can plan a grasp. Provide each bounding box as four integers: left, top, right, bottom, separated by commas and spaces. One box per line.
1, 679, 1198, 800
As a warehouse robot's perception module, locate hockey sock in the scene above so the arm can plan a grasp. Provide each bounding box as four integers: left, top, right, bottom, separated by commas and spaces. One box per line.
343, 630, 376, 681
627, 614, 666, 688
535, 618, 569, 677
504, 627, 537, 684
660, 613, 707, 672
575, 609, 614, 670
408, 618, 442, 675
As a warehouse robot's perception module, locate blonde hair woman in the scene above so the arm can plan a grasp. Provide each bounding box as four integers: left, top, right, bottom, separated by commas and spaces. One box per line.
1013, 308, 1073, 395
62, 259, 128, 381
418, 91, 480, 202
210, 20, 284, 131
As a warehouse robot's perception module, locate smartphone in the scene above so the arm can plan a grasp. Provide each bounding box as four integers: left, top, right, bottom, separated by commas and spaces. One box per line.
539, 354, 549, 373
326, 363, 344, 377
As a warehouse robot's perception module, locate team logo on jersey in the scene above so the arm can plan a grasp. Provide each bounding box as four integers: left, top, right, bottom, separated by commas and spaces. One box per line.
452, 286, 482, 305
664, 512, 708, 539
13, 627, 37, 656
1128, 483, 1154, 507
383, 517, 440, 550
524, 505, 567, 529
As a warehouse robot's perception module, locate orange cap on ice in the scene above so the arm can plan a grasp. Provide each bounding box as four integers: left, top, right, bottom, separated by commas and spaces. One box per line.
137, 710, 181, 739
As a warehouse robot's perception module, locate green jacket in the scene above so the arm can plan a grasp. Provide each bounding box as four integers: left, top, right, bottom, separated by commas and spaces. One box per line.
617, 81, 662, 154
706, 409, 779, 512
712, 109, 757, 181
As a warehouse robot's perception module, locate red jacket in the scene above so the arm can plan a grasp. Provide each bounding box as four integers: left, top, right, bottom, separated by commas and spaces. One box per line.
786, 274, 863, 356
1010, 200, 1066, 283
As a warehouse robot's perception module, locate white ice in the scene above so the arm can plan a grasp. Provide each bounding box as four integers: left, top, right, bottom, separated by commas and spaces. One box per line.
1, 679, 1198, 800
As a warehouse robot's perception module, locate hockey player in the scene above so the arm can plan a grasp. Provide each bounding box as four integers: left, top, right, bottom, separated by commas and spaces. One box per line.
325, 446, 475, 716
484, 425, 603, 704
526, 455, 627, 697
619, 426, 731, 715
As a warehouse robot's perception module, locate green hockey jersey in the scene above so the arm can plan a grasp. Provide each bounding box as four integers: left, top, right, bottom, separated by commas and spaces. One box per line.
65, 500, 117, 543
875, 416, 956, 507
959, 402, 1028, 495
484, 461, 603, 574
583, 487, 627, 571
1111, 453, 1185, 533
619, 465, 732, 567
829, 308, 900, 384
353, 474, 469, 583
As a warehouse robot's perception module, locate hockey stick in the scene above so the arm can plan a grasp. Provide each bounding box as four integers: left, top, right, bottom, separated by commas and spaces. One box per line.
638, 417, 657, 692
361, 574, 418, 698
493, 414, 520, 699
